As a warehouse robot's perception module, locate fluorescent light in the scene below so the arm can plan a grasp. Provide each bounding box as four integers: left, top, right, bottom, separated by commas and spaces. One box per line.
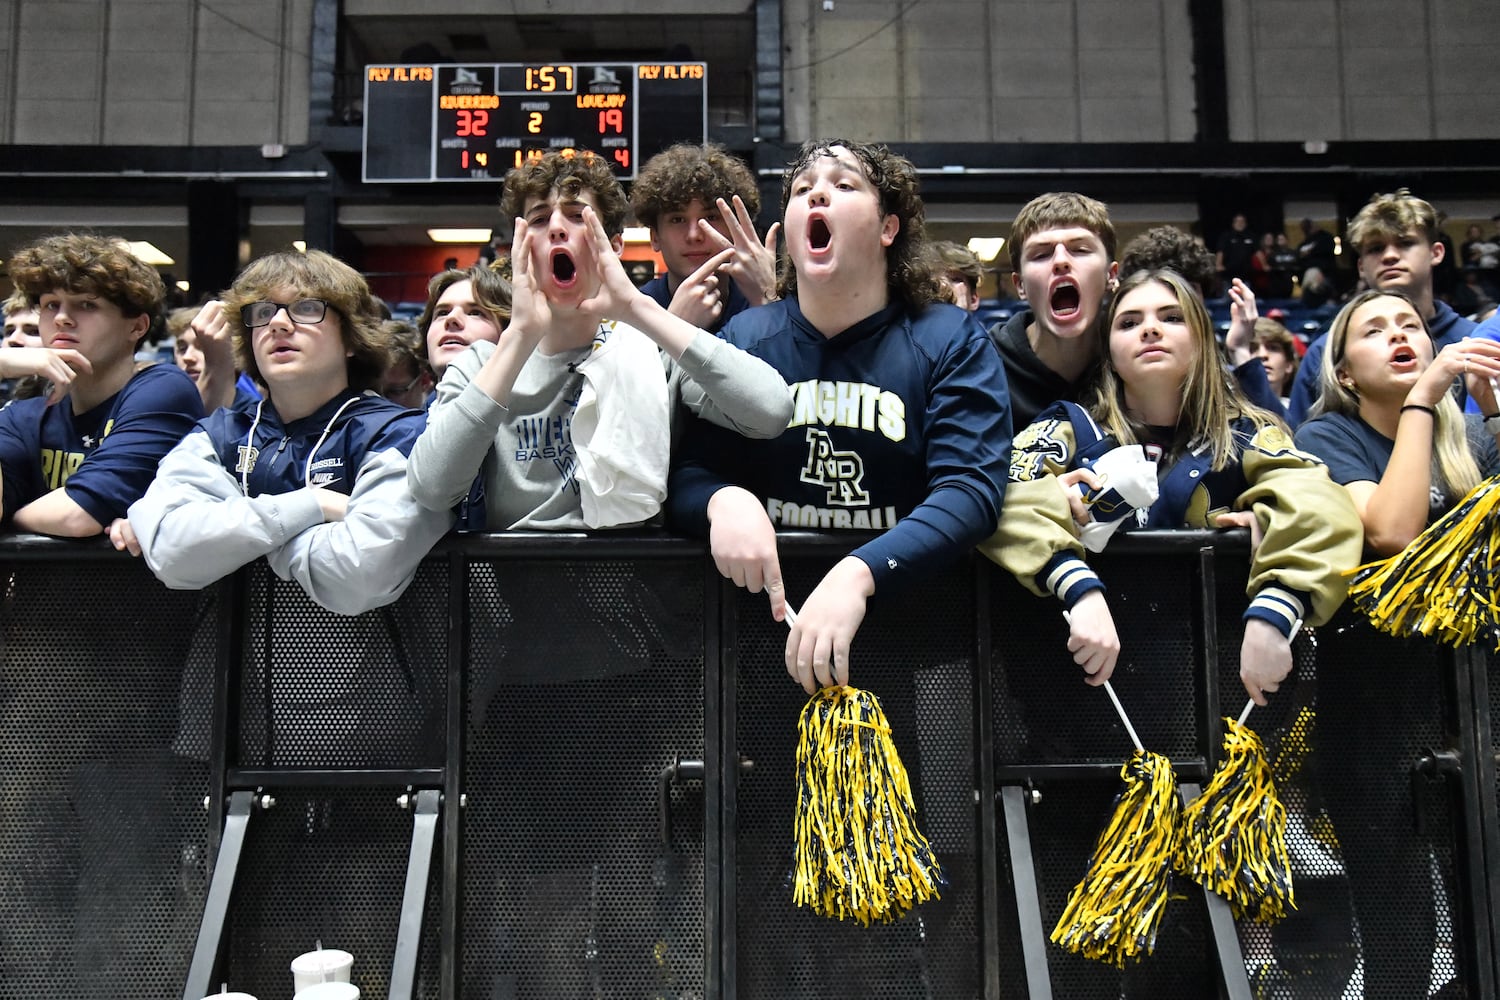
175, 280, 190, 292
966, 237, 1005, 263
622, 226, 652, 244
427, 228, 493, 244
292, 240, 307, 253
126, 240, 174, 266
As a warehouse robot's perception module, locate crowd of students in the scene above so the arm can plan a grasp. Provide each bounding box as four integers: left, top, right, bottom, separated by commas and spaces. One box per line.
2, 140, 1498, 994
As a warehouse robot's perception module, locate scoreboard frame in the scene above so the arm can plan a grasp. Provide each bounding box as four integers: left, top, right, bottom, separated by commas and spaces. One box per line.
362, 61, 708, 183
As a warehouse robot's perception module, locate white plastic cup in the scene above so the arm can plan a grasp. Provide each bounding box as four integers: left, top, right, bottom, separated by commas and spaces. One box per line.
290, 948, 354, 992
293, 984, 359, 1000
200, 994, 256, 1000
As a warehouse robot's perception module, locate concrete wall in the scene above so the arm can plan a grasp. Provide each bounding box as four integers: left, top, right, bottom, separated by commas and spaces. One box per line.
785, 0, 1499, 144
1225, 0, 1500, 142
1, 0, 1496, 148
784, 0, 1199, 143
0, 0, 311, 145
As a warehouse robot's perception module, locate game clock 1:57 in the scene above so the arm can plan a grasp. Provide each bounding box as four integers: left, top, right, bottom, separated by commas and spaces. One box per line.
362, 62, 708, 183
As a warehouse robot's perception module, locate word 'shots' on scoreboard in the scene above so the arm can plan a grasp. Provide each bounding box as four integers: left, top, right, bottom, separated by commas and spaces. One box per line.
362, 62, 708, 183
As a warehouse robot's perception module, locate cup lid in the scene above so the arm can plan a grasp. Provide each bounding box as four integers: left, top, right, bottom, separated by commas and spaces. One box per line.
293, 984, 359, 1000
290, 949, 354, 972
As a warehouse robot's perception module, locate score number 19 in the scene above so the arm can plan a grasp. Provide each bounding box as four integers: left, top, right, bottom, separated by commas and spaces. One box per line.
597, 108, 628, 170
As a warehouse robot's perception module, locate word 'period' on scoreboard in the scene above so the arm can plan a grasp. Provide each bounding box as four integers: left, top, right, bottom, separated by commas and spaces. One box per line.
362, 62, 708, 183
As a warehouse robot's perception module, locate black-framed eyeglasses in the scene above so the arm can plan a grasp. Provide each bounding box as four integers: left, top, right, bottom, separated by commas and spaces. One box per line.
240, 298, 330, 328
381, 371, 427, 400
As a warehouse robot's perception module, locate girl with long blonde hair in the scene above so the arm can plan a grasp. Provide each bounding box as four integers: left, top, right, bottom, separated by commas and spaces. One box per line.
983, 268, 1362, 704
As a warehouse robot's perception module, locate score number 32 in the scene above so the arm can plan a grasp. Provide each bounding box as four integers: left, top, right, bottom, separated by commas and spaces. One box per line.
455, 109, 489, 136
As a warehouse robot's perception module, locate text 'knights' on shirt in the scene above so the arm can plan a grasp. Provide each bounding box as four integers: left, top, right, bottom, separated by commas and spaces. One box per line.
787, 378, 907, 442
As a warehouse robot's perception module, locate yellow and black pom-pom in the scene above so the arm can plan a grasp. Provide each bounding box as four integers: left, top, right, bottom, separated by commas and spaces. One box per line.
1177, 718, 1295, 924
1051, 749, 1181, 966
792, 685, 944, 926
1346, 474, 1500, 648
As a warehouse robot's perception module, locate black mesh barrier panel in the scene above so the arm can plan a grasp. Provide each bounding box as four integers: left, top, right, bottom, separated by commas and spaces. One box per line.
460, 558, 707, 1000
0, 561, 210, 999
991, 554, 1201, 766
236, 561, 450, 769
1211, 558, 1364, 995
989, 556, 1212, 996
223, 786, 443, 997
1304, 607, 1467, 1000
733, 557, 980, 1000
3, 536, 1496, 999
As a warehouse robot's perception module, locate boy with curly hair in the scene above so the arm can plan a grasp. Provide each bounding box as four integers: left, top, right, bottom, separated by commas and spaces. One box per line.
407, 148, 791, 530
629, 142, 779, 331
668, 139, 1012, 691
1, 233, 203, 536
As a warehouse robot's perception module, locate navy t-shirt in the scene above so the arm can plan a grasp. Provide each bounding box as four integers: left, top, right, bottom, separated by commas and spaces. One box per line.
0, 363, 204, 525
1295, 409, 1500, 524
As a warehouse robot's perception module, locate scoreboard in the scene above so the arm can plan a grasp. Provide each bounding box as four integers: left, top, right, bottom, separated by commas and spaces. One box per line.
362, 62, 708, 183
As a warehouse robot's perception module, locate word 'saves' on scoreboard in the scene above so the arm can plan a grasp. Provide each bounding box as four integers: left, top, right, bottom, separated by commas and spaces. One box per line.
362, 62, 708, 183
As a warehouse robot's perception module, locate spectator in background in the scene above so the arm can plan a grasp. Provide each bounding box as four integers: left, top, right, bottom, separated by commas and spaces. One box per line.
1, 291, 46, 404
629, 142, 778, 333
1460, 223, 1487, 270
1267, 232, 1299, 299
1472, 216, 1500, 300
170, 303, 262, 412
1297, 217, 1339, 304
1216, 212, 1257, 288
377, 319, 434, 409
1252, 316, 1300, 407
417, 262, 512, 380
1119, 224, 1217, 295
1, 233, 203, 537
932, 240, 984, 312
3, 291, 41, 348
1249, 231, 1274, 296
1432, 211, 1458, 301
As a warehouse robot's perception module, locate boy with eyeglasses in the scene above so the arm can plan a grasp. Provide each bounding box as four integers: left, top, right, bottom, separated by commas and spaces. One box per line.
113, 248, 452, 615
0, 233, 204, 536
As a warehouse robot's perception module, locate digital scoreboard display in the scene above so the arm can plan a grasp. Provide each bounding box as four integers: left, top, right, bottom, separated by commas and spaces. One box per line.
362, 62, 708, 183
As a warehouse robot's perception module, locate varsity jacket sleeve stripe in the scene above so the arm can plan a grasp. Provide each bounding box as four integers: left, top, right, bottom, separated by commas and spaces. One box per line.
271, 443, 455, 616
1237, 423, 1364, 630
129, 428, 326, 590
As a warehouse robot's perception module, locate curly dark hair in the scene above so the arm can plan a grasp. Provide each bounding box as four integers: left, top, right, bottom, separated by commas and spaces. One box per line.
500, 150, 629, 237
8, 232, 166, 320
1118, 225, 1217, 298
629, 143, 761, 229
222, 248, 389, 393
776, 139, 940, 308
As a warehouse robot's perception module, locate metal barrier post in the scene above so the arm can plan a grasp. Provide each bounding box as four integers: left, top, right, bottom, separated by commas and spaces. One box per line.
183, 790, 255, 1000
390, 789, 442, 1000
